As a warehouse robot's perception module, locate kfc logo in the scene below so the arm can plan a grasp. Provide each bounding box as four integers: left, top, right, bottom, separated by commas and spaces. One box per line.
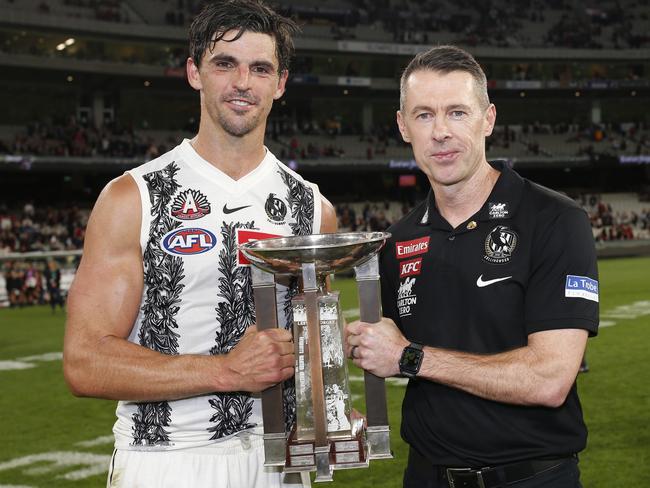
400, 257, 422, 278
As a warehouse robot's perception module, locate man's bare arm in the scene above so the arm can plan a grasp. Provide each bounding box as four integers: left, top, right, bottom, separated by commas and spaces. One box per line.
417, 328, 588, 407
320, 195, 338, 233
63, 175, 294, 402
346, 318, 588, 408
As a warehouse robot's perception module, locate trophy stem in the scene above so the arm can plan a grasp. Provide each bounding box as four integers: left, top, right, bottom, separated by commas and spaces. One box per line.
302, 263, 328, 450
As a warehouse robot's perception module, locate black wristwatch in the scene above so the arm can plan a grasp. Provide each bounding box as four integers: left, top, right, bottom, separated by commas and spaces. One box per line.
399, 342, 424, 378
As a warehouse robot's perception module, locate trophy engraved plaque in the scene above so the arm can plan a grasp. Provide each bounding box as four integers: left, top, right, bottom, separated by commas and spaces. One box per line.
240, 232, 393, 482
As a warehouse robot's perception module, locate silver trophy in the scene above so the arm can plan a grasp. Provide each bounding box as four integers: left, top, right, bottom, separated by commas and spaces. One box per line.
240, 232, 393, 482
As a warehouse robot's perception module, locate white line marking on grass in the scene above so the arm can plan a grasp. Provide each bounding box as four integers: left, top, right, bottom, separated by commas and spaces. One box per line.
599, 321, 617, 328
0, 452, 110, 481
18, 352, 62, 362
343, 308, 359, 319
1, 352, 62, 371
0, 485, 35, 487
0, 361, 34, 371
76, 435, 114, 448
601, 301, 650, 321
349, 375, 408, 386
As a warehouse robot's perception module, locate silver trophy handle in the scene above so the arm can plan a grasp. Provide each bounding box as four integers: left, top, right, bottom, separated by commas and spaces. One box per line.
251, 266, 286, 466
354, 255, 393, 459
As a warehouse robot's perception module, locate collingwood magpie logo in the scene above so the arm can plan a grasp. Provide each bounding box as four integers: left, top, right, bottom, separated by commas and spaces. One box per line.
484, 225, 518, 264
171, 189, 211, 220
265, 193, 287, 223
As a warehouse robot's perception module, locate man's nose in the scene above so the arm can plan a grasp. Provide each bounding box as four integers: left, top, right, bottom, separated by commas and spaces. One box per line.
431, 117, 451, 142
233, 65, 251, 91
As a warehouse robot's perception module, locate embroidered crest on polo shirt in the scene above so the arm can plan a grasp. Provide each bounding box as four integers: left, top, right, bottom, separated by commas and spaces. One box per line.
484, 225, 518, 264
397, 277, 417, 317
171, 189, 211, 220
488, 202, 509, 219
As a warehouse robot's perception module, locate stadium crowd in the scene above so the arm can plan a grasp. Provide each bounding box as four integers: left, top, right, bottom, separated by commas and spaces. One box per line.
3, 115, 647, 161
0, 202, 88, 254
1, 195, 648, 308
5, 0, 648, 50
1, 196, 649, 258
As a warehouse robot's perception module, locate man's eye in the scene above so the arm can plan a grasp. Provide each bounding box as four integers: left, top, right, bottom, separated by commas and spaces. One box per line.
451, 111, 466, 118
215, 61, 232, 69
416, 113, 432, 120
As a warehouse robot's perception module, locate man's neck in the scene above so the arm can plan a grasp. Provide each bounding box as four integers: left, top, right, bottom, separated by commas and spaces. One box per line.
190, 121, 267, 181
430, 161, 500, 229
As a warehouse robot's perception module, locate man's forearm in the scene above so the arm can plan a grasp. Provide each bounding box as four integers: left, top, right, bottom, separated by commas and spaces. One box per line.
64, 335, 232, 402
417, 329, 587, 407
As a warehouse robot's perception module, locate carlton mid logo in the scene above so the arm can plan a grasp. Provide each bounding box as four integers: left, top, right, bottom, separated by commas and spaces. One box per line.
396, 236, 430, 259
161, 228, 216, 255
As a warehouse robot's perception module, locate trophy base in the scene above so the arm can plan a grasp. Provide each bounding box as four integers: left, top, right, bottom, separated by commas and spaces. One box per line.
283, 426, 369, 480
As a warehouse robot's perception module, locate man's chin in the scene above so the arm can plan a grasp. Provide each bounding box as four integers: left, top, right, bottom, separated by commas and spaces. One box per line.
220, 118, 258, 138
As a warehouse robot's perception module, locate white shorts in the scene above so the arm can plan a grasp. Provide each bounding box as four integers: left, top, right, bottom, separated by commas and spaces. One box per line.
107, 433, 310, 488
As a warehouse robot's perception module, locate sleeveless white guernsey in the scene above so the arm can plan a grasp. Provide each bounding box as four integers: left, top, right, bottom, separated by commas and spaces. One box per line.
113, 139, 321, 450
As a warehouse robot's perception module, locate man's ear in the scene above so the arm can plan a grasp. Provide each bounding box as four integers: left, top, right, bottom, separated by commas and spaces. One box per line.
273, 69, 289, 100
187, 57, 202, 91
484, 103, 496, 137
397, 110, 411, 143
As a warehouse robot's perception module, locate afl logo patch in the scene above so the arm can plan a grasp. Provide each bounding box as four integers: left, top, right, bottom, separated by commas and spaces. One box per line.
161, 228, 216, 255
484, 225, 518, 264
265, 193, 287, 223
171, 189, 211, 220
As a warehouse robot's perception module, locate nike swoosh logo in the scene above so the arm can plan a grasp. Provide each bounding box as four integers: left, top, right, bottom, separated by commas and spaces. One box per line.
223, 204, 251, 214
476, 274, 512, 287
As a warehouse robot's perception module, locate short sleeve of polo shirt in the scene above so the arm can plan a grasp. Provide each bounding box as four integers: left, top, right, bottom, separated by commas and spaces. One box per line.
525, 207, 599, 336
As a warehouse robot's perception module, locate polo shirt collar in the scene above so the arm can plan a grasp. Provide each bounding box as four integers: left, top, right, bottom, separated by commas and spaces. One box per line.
418, 159, 525, 228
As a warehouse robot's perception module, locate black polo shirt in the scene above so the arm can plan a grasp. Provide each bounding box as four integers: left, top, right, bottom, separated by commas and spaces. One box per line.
380, 160, 599, 467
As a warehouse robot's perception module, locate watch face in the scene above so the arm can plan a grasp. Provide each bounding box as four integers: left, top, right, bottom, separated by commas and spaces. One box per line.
400, 345, 423, 376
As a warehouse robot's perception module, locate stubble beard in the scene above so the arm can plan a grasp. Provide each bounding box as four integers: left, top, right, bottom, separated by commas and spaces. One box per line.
216, 110, 262, 138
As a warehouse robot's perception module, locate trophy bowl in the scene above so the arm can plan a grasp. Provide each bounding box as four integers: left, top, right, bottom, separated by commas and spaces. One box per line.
239, 231, 391, 275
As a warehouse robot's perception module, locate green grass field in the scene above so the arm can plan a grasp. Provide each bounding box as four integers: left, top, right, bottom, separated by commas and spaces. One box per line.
0, 257, 648, 487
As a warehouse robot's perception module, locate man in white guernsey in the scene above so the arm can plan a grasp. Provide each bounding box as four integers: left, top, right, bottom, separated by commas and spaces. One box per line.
63, 1, 336, 487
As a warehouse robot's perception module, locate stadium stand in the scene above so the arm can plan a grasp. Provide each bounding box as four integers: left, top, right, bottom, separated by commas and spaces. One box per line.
0, 0, 648, 310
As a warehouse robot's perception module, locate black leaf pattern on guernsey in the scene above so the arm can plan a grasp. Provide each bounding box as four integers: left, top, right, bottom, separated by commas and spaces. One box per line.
281, 276, 300, 431
208, 220, 256, 439
278, 167, 314, 236
131, 161, 184, 447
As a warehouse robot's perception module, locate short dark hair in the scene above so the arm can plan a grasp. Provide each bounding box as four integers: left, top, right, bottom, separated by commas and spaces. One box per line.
189, 0, 300, 72
399, 45, 490, 110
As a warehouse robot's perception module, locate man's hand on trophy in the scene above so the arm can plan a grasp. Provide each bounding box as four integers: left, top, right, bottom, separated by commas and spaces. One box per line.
345, 318, 409, 377
224, 325, 295, 392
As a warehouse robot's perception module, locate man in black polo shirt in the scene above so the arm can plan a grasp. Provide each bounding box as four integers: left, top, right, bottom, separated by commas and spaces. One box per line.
346, 45, 598, 488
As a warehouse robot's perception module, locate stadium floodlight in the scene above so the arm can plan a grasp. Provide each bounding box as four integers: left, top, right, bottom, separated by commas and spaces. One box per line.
65, 38, 75, 46
56, 43, 66, 51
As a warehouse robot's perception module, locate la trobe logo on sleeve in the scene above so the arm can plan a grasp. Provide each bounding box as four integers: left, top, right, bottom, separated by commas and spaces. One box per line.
565, 275, 599, 302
